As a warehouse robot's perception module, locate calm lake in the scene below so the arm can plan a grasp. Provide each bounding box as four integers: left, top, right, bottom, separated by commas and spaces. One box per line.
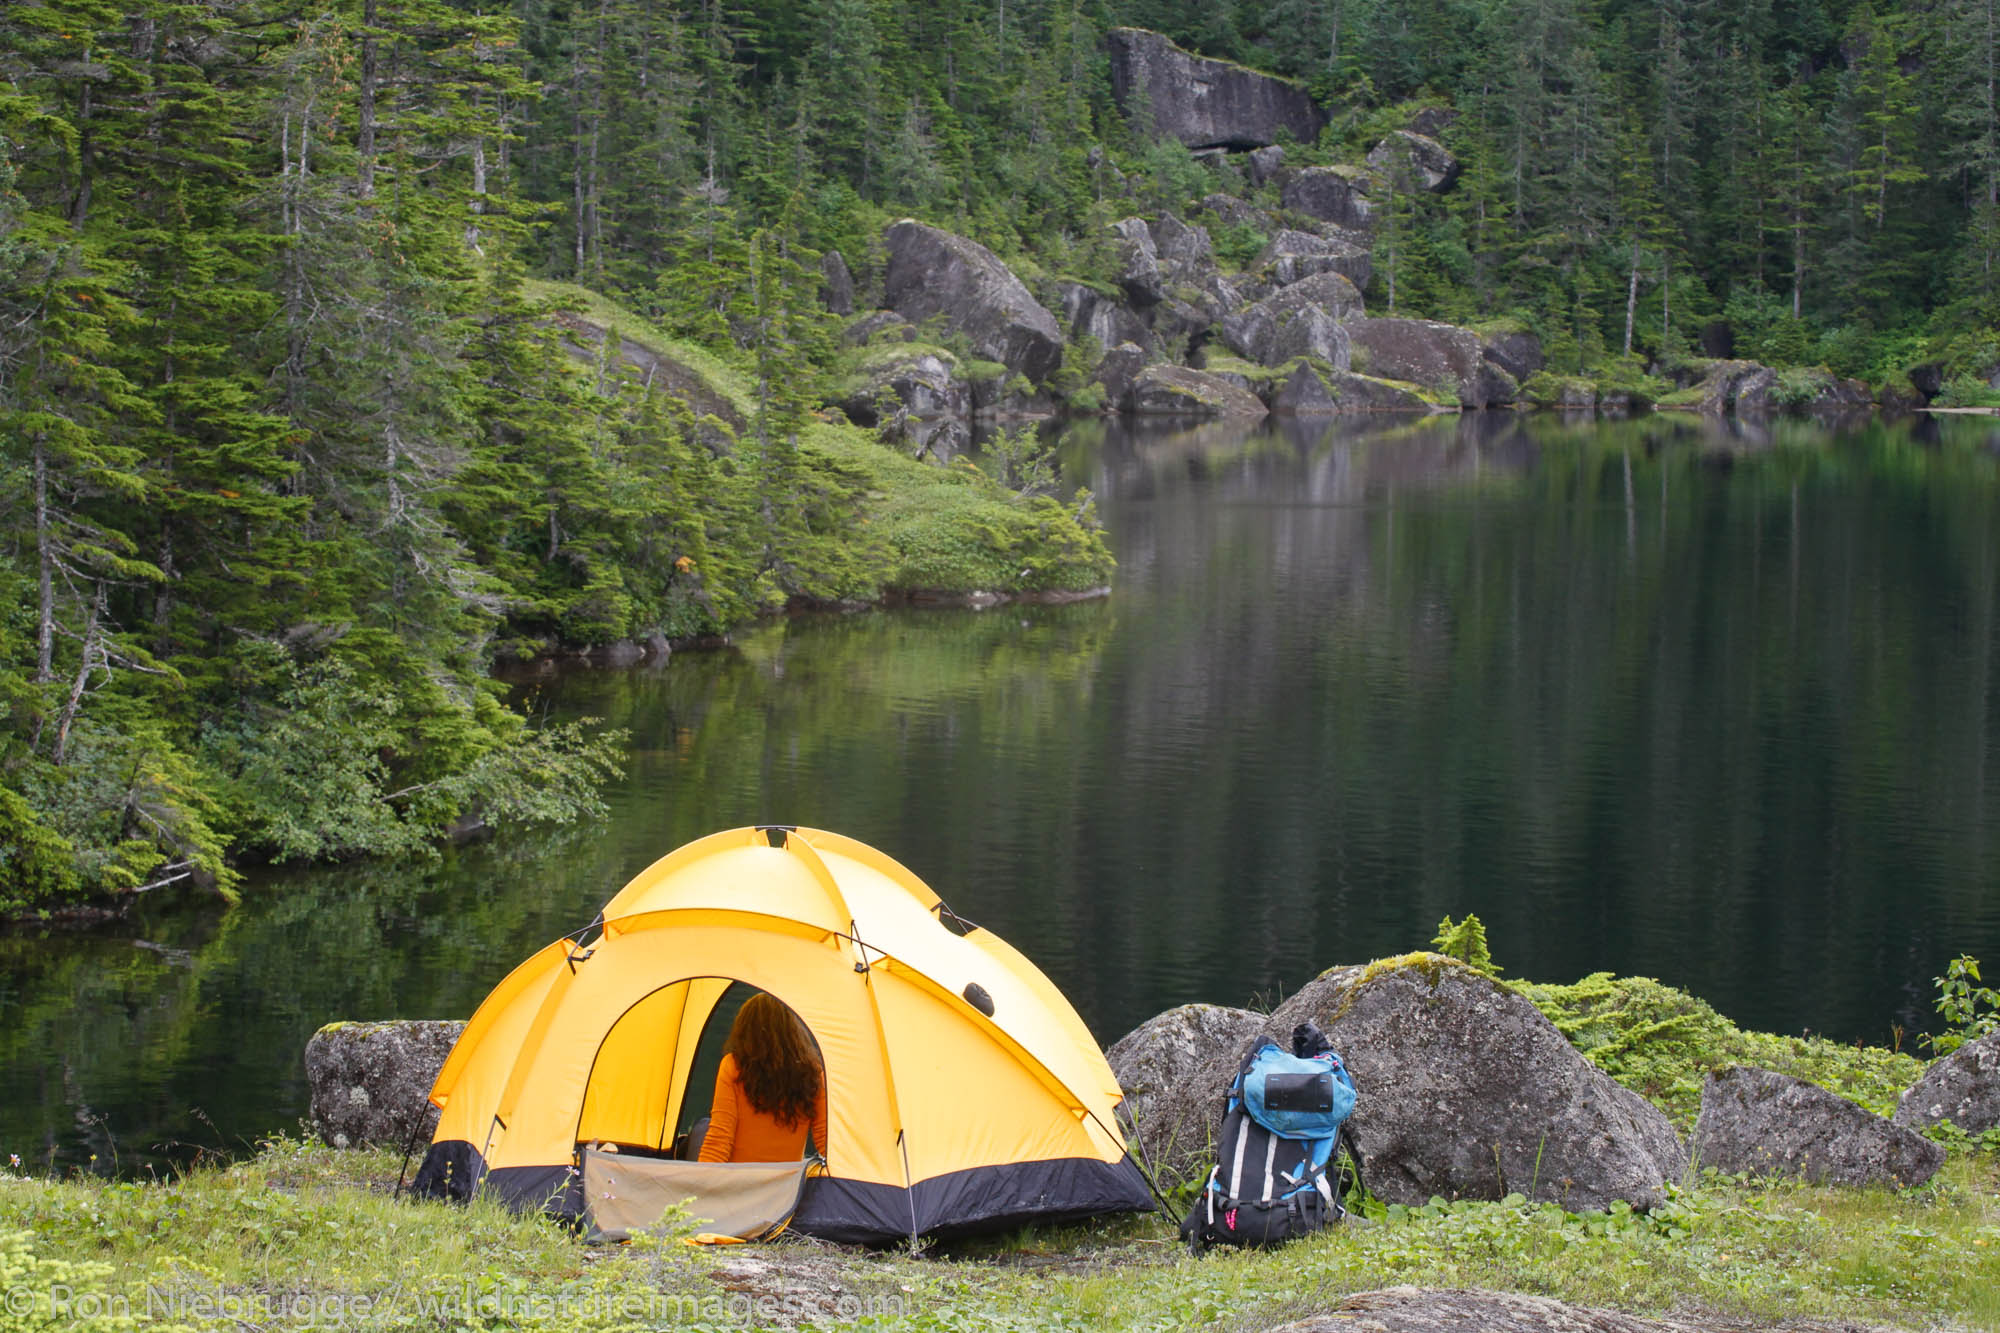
7, 410, 2000, 1174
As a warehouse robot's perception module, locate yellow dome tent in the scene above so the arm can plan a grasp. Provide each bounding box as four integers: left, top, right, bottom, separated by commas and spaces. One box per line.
409, 825, 1154, 1243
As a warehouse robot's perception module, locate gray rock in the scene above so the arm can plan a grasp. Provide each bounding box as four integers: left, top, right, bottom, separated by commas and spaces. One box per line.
1671, 359, 1774, 415
1253, 229, 1373, 291
819, 249, 855, 316
1694, 1066, 1944, 1188
1347, 317, 1493, 407
1480, 329, 1545, 383
1196, 192, 1275, 235
1093, 342, 1151, 411
1271, 1286, 1900, 1333
839, 349, 970, 426
1219, 270, 1365, 368
843, 310, 913, 347
1283, 166, 1376, 231
1111, 216, 1166, 308
1105, 27, 1326, 151
1247, 145, 1287, 187
1268, 958, 1688, 1211
1366, 130, 1461, 192
1107, 1002, 1265, 1187
1894, 1029, 2000, 1134
305, 1020, 463, 1149
1151, 212, 1213, 270
1733, 366, 1778, 416
1058, 282, 1153, 354
1407, 107, 1459, 139
1268, 364, 1449, 415
1125, 364, 1269, 419
882, 220, 1064, 386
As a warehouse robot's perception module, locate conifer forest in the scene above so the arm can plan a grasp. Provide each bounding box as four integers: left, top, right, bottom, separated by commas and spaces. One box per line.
4, 0, 1998, 910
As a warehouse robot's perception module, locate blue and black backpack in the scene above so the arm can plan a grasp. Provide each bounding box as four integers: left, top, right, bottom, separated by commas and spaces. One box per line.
1179, 1023, 1361, 1253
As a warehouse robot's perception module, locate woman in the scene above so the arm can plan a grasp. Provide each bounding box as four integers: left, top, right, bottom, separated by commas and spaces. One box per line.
697, 992, 828, 1163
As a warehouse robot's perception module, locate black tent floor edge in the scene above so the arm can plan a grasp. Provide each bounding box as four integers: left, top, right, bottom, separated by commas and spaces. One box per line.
794, 1156, 1155, 1245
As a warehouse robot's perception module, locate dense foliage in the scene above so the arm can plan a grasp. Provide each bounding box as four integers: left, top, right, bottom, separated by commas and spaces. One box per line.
0, 0, 1113, 911
6, 0, 1997, 907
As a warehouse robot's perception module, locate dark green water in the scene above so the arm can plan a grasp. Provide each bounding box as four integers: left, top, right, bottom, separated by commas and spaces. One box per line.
8, 410, 2000, 1175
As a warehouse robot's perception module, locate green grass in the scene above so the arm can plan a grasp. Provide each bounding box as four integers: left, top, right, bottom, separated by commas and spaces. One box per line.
519, 277, 756, 417
4, 1132, 1996, 1330
806, 424, 1114, 594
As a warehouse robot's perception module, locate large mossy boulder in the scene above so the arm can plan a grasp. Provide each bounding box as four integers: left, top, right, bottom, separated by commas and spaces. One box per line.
837, 347, 970, 426
1479, 327, 1545, 384
1282, 166, 1376, 232
1219, 270, 1365, 368
1252, 229, 1373, 292
1268, 957, 1688, 1211
882, 220, 1064, 386
1105, 28, 1326, 151
1694, 1066, 1944, 1188
1112, 955, 1687, 1210
1663, 359, 1777, 415
1347, 317, 1512, 408
305, 1020, 463, 1149
1894, 1029, 2000, 1135
1058, 282, 1152, 354
1268, 362, 1450, 415
1125, 364, 1268, 418
1365, 130, 1460, 193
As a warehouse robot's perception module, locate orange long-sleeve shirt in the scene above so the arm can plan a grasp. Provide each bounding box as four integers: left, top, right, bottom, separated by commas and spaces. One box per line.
697, 1052, 828, 1163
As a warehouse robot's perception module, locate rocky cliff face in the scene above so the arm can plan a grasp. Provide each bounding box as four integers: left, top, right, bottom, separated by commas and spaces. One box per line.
882, 220, 1065, 387
1105, 28, 1326, 151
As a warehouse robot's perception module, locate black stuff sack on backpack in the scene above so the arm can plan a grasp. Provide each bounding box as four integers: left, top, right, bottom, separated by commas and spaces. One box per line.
1179, 1022, 1359, 1254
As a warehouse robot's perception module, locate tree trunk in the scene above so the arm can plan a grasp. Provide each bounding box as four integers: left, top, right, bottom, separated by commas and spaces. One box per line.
34, 440, 53, 683
358, 0, 379, 199
1624, 235, 1640, 356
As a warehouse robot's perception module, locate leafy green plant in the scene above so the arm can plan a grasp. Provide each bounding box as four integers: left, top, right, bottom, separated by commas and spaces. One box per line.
1924, 955, 2000, 1055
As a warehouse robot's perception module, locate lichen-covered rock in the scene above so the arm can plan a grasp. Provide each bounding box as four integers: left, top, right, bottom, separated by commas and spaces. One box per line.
1269, 1286, 1900, 1333
1196, 192, 1276, 235
1219, 270, 1364, 368
1253, 229, 1373, 292
1268, 957, 1688, 1210
1732, 365, 1779, 415
1894, 1029, 2000, 1134
1667, 359, 1775, 415
1366, 130, 1460, 192
305, 1020, 464, 1149
1125, 364, 1268, 418
1266, 363, 1448, 415
1480, 328, 1545, 384
838, 349, 970, 426
1058, 282, 1153, 354
1111, 216, 1166, 308
1695, 1066, 1944, 1188
1247, 145, 1288, 187
1347, 317, 1498, 407
842, 310, 914, 347
1283, 166, 1376, 232
1105, 27, 1326, 150
1107, 1002, 1265, 1186
882, 220, 1064, 386
819, 249, 855, 316
1093, 342, 1151, 410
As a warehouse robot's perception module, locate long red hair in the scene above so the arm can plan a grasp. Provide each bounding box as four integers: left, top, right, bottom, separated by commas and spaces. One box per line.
725, 993, 821, 1126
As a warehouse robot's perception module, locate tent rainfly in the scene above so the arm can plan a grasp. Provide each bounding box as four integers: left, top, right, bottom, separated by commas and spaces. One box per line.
409, 825, 1154, 1243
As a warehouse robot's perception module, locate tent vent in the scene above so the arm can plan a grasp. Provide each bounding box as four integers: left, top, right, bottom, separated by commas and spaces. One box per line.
963, 982, 995, 1017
